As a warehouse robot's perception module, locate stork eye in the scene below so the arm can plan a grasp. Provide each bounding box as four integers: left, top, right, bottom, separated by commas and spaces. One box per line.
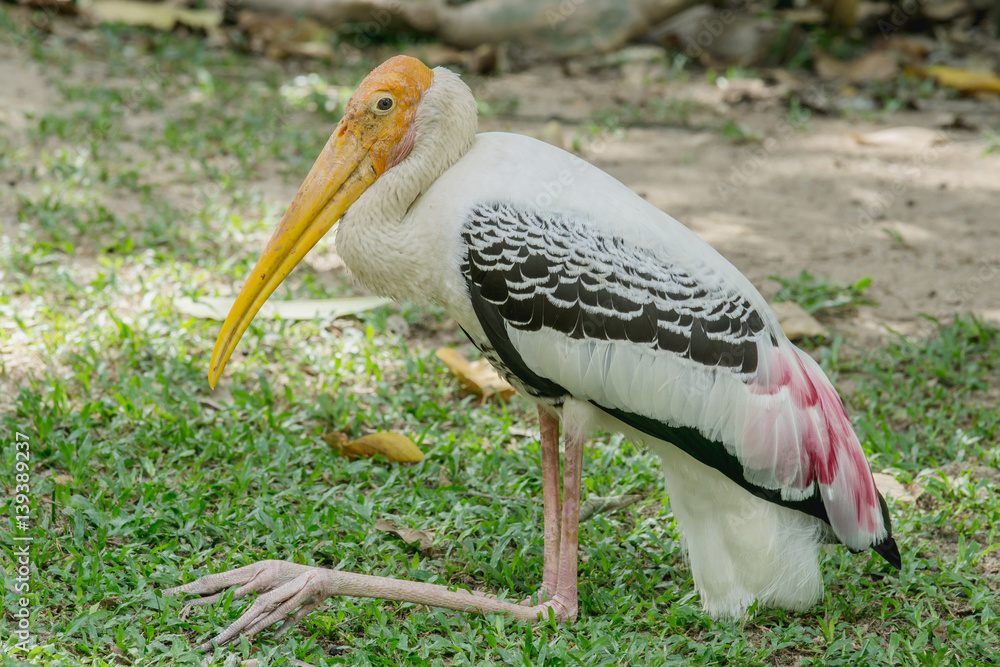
376, 97, 394, 111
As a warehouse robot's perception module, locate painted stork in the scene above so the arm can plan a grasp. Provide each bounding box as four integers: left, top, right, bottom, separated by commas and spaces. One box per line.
164, 55, 900, 648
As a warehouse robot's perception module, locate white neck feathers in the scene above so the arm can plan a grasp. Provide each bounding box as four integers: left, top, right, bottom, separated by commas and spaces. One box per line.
334, 67, 478, 301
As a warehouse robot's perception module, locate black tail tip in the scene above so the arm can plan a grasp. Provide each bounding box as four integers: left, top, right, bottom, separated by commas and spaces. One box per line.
873, 536, 902, 570
872, 489, 901, 569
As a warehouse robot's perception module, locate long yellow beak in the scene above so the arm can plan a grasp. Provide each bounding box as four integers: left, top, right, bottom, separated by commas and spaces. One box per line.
208, 128, 377, 388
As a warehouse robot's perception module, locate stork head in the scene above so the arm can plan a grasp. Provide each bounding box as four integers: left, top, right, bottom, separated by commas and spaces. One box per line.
208, 56, 434, 387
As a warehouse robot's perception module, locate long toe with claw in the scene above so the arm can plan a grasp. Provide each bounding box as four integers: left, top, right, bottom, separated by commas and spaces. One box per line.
163, 560, 337, 650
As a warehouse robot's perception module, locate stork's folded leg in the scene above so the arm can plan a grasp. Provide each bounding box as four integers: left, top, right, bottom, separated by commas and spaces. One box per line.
164, 556, 577, 649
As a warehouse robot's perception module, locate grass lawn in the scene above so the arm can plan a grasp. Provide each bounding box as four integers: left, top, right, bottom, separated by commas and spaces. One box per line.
2, 16, 999, 667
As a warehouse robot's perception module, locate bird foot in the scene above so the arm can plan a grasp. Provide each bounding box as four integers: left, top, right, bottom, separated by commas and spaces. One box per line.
164, 559, 578, 649
163, 560, 335, 650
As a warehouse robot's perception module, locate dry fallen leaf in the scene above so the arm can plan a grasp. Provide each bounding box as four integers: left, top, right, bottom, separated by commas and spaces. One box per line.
872, 472, 923, 504
175, 295, 391, 321
199, 383, 235, 412
815, 50, 898, 84
578, 494, 646, 523
853, 126, 947, 150
435, 347, 515, 401
770, 301, 829, 340
87, 1, 220, 34
780, 8, 827, 23
236, 10, 333, 59
374, 518, 435, 552
53, 474, 73, 485
922, 0, 972, 22
323, 432, 424, 463
918, 65, 1000, 95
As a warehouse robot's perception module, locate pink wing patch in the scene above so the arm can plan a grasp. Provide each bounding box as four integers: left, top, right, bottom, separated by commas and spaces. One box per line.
742, 342, 884, 549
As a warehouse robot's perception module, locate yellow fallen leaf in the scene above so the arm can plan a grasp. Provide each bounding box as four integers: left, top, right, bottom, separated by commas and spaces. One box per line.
919, 66, 1000, 95
53, 474, 73, 485
323, 431, 424, 463
374, 518, 435, 552
87, 1, 221, 34
435, 347, 515, 401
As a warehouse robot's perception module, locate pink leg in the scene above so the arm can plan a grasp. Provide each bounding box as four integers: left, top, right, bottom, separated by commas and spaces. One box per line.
538, 407, 562, 598
551, 419, 583, 619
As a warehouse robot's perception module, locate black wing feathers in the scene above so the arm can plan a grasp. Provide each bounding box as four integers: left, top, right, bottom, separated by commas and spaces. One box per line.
461, 202, 765, 376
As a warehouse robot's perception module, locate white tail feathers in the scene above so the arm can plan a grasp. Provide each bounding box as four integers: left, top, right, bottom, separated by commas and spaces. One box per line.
652, 439, 825, 619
